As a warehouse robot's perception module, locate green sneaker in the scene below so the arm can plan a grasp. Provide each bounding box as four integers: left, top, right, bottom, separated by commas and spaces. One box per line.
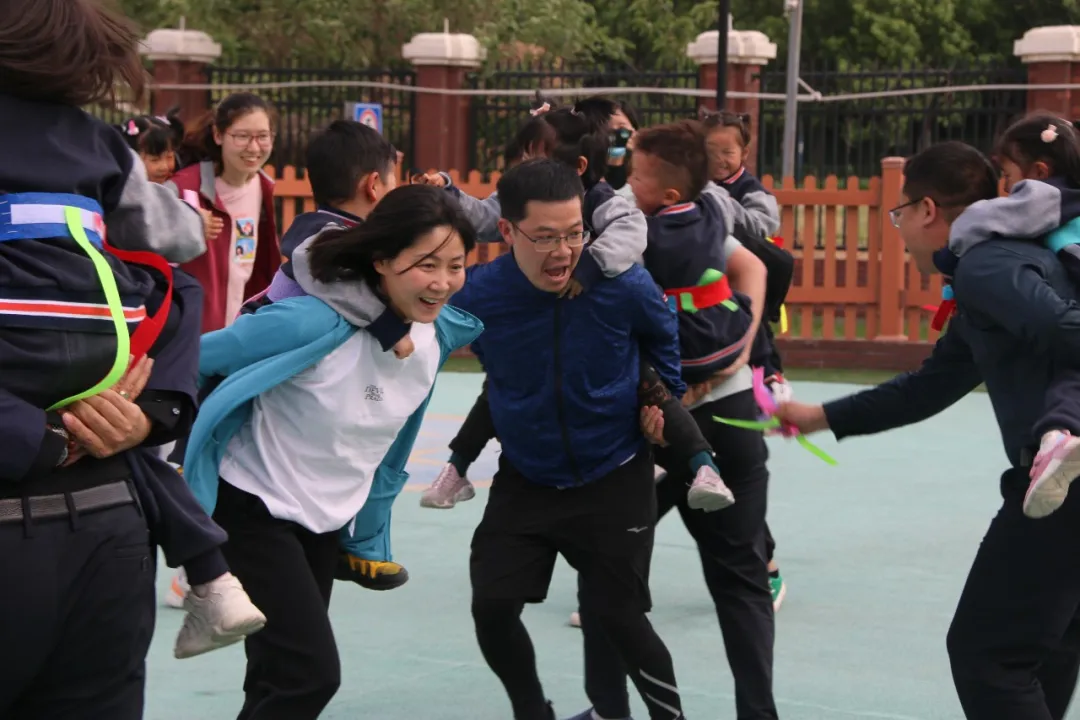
769, 572, 786, 612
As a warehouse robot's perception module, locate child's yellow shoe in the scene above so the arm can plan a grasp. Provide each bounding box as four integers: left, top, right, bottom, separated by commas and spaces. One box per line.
334, 554, 410, 590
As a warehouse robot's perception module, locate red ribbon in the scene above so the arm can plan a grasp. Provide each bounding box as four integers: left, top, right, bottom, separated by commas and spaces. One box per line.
102, 239, 174, 363
930, 299, 955, 331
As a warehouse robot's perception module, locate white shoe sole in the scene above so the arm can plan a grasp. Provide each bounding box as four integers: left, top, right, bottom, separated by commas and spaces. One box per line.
687, 485, 735, 512
1024, 447, 1080, 519
174, 613, 267, 660
420, 483, 476, 509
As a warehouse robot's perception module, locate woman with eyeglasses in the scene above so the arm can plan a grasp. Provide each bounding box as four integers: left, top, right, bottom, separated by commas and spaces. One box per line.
167, 92, 282, 335
163, 92, 282, 611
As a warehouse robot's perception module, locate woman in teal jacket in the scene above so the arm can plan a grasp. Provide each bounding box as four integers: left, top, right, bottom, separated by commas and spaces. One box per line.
183, 185, 481, 719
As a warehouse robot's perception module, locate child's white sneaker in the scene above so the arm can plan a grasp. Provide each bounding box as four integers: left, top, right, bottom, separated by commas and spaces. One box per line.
1025, 430, 1080, 519
686, 465, 735, 512
174, 573, 266, 659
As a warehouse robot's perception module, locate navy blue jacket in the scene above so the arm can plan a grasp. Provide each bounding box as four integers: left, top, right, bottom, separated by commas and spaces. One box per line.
644, 198, 754, 384
450, 253, 684, 488
0, 270, 201, 488
824, 239, 1080, 469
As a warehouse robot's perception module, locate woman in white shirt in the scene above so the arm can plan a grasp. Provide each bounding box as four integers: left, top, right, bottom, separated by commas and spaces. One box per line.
182, 185, 482, 719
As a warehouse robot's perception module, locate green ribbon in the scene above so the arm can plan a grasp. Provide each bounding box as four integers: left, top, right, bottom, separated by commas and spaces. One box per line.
47, 207, 129, 410
713, 416, 839, 466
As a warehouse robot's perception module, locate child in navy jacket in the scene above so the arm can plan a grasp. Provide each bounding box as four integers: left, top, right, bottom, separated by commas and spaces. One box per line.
0, 13, 264, 660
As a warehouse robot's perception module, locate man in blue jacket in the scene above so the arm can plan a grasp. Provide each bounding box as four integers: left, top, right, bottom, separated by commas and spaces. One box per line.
776, 141, 1080, 720
452, 159, 688, 720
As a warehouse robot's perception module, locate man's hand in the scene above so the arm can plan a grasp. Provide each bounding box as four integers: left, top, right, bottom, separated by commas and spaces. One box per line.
113, 355, 154, 402
774, 401, 830, 435
640, 405, 667, 446
61, 391, 152, 459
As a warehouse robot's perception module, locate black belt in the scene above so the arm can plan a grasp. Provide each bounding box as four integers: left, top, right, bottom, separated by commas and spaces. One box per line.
0, 481, 135, 525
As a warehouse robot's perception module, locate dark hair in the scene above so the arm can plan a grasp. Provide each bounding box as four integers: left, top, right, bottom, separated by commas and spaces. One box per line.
306, 120, 396, 206
507, 108, 609, 189
0, 0, 147, 106
306, 184, 476, 288
574, 95, 640, 131
497, 158, 585, 224
632, 120, 710, 202
180, 92, 275, 169
699, 108, 752, 148
995, 112, 1080, 187
903, 141, 999, 220
117, 107, 185, 157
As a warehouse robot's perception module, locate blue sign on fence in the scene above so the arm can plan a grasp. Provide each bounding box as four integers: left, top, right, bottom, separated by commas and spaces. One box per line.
351, 102, 383, 133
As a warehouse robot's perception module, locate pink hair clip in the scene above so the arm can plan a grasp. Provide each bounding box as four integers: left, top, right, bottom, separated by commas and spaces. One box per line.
125, 120, 139, 136
529, 102, 551, 117
1042, 124, 1059, 143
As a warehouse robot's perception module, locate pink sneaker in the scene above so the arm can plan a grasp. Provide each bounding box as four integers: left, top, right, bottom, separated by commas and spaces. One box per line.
420, 463, 476, 509
1025, 430, 1080, 519
686, 465, 735, 512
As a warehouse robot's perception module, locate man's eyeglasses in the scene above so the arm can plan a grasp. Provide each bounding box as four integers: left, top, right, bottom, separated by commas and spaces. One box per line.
888, 198, 922, 228
512, 223, 590, 252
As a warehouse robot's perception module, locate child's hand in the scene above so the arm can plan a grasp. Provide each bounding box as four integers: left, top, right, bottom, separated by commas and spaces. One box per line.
559, 278, 584, 299
412, 172, 446, 188
640, 405, 667, 446
392, 336, 415, 359
200, 208, 224, 241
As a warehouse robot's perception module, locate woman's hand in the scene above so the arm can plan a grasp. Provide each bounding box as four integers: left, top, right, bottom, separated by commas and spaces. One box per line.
61, 391, 152, 459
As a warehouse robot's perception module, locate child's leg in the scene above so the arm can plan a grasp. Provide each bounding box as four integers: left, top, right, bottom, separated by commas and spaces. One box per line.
336, 464, 412, 590
1025, 368, 1080, 518
421, 379, 495, 509
128, 452, 266, 659
637, 362, 734, 511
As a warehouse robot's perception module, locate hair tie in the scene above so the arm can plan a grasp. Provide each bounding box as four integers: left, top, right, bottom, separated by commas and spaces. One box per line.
125, 120, 139, 136
1042, 124, 1059, 143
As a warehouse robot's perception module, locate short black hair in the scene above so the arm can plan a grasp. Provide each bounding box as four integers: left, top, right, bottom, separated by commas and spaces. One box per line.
632, 120, 710, 202
903, 141, 999, 220
306, 120, 395, 206
497, 158, 584, 224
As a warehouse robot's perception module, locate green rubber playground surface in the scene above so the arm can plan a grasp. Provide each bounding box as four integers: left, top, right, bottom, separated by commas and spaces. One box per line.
144, 372, 1072, 720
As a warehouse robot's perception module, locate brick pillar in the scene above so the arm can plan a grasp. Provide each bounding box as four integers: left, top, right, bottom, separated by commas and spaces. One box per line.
1015, 26, 1080, 119
402, 33, 484, 174
687, 26, 777, 175
140, 28, 221, 123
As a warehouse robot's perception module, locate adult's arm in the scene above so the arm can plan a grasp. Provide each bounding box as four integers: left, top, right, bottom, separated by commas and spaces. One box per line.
823, 327, 983, 439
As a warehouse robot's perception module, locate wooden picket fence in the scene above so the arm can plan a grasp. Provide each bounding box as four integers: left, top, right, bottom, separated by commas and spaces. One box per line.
268, 156, 943, 346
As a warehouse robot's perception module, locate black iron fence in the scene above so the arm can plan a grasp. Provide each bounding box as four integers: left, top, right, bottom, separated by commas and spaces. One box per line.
467, 60, 699, 175
756, 59, 1029, 179
206, 66, 417, 174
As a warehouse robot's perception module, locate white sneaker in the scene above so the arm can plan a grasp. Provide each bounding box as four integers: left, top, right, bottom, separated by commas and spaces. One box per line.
174, 573, 267, 659
686, 465, 736, 512
1025, 430, 1080, 518
420, 463, 476, 509
164, 569, 188, 609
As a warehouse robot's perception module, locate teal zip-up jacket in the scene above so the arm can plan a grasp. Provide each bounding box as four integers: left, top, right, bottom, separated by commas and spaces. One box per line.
183, 295, 482, 559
